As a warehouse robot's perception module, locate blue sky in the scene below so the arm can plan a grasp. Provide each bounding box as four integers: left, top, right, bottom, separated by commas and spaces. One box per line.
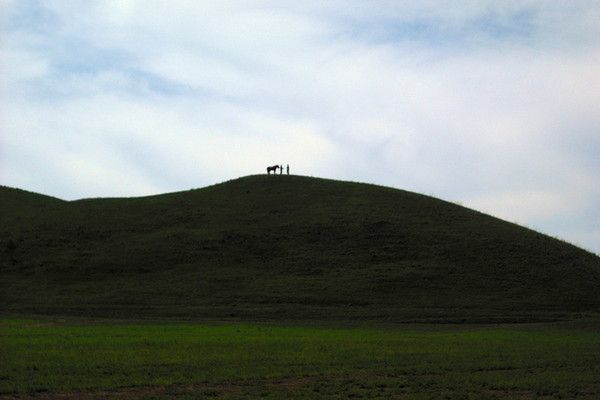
1, 1, 599, 253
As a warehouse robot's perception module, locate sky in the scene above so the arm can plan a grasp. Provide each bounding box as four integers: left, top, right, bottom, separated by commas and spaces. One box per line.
1, 1, 599, 254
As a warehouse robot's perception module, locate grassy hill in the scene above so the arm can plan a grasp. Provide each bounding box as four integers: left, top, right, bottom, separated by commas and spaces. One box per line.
1, 175, 599, 323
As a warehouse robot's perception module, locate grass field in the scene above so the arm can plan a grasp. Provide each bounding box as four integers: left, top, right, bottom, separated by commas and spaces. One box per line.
2, 175, 600, 323
2, 318, 600, 399
2, 176, 600, 398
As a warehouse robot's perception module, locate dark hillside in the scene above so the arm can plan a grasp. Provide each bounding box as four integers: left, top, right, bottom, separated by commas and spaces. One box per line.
0, 186, 64, 222
1, 175, 599, 323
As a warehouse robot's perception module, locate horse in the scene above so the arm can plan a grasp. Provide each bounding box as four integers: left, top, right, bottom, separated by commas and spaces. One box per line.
266, 165, 279, 175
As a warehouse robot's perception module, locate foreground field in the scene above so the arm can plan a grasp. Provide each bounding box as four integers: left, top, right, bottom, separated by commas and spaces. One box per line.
1, 318, 600, 399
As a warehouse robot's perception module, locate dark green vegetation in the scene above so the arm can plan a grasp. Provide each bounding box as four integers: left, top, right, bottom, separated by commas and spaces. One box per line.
2, 318, 600, 399
2, 176, 600, 399
1, 175, 599, 322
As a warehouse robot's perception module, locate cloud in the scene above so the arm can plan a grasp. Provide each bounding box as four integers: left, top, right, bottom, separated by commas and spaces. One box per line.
1, 1, 599, 253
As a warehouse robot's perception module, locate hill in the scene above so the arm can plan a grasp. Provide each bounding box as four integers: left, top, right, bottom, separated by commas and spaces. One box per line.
1, 175, 599, 323
0, 185, 64, 217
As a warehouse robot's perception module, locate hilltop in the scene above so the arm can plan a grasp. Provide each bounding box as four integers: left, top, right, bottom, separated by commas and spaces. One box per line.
1, 175, 599, 323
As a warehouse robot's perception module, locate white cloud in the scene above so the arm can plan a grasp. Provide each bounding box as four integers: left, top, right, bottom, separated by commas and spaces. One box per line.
1, 1, 599, 252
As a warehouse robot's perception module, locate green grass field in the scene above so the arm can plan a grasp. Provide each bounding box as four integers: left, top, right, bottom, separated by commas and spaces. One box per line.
2, 318, 600, 399
2, 176, 600, 398
2, 175, 599, 323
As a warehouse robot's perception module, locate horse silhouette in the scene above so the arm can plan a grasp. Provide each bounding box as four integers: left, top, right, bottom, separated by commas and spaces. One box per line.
266, 165, 279, 175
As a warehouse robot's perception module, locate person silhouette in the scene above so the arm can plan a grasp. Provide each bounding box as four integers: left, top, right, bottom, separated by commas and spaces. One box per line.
286, 164, 289, 175
280, 165, 283, 175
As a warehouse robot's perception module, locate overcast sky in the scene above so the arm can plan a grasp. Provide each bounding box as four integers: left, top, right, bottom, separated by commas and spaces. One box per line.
1, 1, 599, 253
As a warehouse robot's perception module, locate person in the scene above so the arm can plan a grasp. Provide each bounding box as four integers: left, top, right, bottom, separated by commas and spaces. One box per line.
286, 164, 289, 175
280, 165, 283, 175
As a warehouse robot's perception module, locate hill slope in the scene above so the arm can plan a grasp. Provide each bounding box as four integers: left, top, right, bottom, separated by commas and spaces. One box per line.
1, 175, 599, 323
0, 185, 64, 220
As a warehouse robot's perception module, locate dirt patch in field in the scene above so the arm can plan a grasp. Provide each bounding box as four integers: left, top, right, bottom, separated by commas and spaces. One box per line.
0, 377, 319, 400
3, 380, 598, 399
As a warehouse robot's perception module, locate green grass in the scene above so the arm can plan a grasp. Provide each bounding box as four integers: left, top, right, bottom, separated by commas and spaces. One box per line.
2, 318, 600, 399
3, 175, 599, 398
2, 175, 600, 323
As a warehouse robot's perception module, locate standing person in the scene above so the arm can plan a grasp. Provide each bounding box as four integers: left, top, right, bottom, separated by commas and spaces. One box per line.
280, 165, 283, 175
286, 164, 289, 175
